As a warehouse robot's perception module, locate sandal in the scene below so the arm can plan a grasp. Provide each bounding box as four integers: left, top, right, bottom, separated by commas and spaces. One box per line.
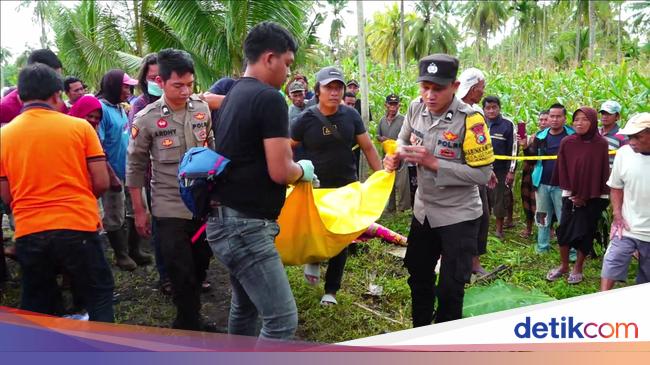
567, 272, 583, 284
546, 267, 568, 281
303, 263, 320, 286
320, 293, 337, 306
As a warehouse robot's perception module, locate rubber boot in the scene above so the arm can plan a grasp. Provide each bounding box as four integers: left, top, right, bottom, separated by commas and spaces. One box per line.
106, 228, 137, 271
126, 217, 153, 266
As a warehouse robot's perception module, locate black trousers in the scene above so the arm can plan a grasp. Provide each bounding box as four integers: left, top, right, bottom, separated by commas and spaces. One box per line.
324, 247, 348, 294
404, 217, 480, 326
154, 217, 212, 330
15, 230, 115, 322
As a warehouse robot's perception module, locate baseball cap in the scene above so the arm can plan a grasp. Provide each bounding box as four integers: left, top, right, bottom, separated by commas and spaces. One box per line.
618, 112, 650, 135
457, 68, 485, 99
417, 54, 459, 85
346, 79, 359, 87
122, 73, 138, 86
385, 94, 400, 103
288, 80, 305, 93
599, 100, 622, 114
316, 66, 345, 86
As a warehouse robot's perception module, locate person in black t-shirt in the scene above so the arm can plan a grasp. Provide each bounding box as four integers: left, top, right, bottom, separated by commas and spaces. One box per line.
207, 22, 315, 340
292, 66, 382, 306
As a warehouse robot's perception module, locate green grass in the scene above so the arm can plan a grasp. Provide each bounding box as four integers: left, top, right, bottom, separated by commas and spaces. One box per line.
1, 206, 639, 343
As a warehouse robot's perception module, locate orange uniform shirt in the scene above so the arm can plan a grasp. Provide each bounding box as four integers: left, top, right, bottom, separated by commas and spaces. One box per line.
0, 106, 105, 238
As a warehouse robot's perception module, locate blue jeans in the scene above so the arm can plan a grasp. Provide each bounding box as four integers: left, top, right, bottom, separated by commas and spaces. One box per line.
534, 184, 563, 253
15, 230, 115, 322
206, 207, 297, 340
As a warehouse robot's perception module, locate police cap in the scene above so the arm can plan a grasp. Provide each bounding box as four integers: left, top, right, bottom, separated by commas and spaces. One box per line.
417, 54, 459, 86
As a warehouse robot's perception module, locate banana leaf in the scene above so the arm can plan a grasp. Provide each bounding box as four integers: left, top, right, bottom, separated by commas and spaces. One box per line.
463, 280, 555, 318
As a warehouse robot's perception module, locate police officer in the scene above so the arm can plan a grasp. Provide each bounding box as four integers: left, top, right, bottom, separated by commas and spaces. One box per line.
384, 54, 495, 326
126, 49, 213, 331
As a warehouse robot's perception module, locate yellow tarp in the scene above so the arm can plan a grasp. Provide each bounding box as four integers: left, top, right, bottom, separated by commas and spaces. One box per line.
275, 170, 395, 265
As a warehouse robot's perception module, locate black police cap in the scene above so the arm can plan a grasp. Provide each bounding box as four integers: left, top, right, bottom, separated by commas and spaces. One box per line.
385, 94, 400, 103
417, 54, 459, 85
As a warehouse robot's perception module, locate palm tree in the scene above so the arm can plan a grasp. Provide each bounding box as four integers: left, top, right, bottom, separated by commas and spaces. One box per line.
50, 0, 135, 88
323, 0, 350, 67
18, 0, 58, 48
355, 0, 370, 180
407, 0, 458, 60
399, 0, 405, 72
365, 4, 403, 65
461, 0, 509, 55
588, 0, 596, 60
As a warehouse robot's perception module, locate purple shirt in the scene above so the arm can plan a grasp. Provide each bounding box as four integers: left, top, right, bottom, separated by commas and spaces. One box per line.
1, 89, 68, 126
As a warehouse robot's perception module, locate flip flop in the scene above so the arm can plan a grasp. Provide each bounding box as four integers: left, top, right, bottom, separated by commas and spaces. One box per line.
567, 272, 583, 284
546, 267, 568, 281
320, 293, 338, 305
303, 263, 320, 286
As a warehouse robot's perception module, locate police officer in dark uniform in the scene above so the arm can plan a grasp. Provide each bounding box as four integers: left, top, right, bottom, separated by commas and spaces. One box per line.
126, 49, 213, 331
384, 54, 494, 326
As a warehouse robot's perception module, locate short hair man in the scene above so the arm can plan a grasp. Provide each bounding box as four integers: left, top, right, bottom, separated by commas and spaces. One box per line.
127, 49, 214, 331
0, 63, 114, 321
483, 95, 516, 237
601, 113, 650, 290
377, 94, 410, 212
343, 92, 356, 108
0, 49, 67, 125
524, 103, 575, 253
599, 100, 627, 168
384, 54, 494, 325
287, 80, 306, 125
64, 76, 87, 106
207, 22, 314, 340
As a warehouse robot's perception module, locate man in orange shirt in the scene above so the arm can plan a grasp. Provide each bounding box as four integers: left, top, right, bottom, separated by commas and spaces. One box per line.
0, 63, 114, 322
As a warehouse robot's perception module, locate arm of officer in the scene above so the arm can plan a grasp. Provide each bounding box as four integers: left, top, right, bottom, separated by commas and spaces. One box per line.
436, 161, 492, 186
126, 116, 152, 237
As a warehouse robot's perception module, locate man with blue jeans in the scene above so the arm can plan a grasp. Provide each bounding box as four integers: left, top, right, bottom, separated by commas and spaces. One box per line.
524, 103, 574, 253
207, 22, 314, 339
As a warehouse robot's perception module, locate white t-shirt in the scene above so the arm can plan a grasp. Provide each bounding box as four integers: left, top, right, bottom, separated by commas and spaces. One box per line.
607, 145, 650, 241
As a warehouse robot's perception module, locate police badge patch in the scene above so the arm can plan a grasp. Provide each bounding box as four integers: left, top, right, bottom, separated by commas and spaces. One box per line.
427, 63, 438, 74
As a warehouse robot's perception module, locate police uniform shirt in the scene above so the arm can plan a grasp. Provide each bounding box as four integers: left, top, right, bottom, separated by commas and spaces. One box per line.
397, 96, 494, 228
126, 95, 213, 220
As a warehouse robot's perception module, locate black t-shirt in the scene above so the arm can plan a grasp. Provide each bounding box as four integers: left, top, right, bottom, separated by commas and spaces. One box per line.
291, 105, 366, 188
212, 77, 289, 220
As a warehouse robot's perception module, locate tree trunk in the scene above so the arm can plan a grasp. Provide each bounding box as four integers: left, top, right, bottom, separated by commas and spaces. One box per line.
356, 0, 370, 181
399, 0, 405, 73
617, 1, 622, 63
541, 5, 546, 65
133, 0, 143, 56
575, 17, 581, 64
588, 0, 595, 60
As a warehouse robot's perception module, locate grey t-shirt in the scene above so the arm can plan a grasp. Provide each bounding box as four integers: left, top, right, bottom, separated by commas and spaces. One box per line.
378, 114, 405, 140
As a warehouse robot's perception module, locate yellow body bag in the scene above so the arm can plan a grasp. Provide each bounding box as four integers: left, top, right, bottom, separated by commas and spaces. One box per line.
275, 170, 395, 265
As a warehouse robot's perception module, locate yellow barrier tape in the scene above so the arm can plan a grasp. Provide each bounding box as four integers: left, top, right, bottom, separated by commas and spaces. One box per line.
494, 150, 617, 161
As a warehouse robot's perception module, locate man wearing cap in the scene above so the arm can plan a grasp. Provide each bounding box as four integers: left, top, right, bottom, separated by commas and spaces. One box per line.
293, 66, 382, 306
377, 94, 410, 212
601, 112, 650, 290
345, 79, 373, 122
127, 49, 214, 331
287, 80, 306, 125
457, 68, 486, 114
384, 54, 494, 325
599, 100, 628, 168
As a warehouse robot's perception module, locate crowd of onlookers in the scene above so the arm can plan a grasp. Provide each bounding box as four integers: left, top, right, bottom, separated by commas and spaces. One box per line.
1, 21, 648, 341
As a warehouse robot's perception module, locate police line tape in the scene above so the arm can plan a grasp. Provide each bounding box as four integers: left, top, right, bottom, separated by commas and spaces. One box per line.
493, 150, 617, 161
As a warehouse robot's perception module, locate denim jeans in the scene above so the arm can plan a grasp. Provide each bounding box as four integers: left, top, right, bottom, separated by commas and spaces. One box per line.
15, 230, 114, 322
534, 184, 563, 253
206, 207, 297, 340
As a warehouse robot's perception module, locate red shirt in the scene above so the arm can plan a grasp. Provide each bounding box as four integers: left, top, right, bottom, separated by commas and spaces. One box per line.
0, 89, 68, 126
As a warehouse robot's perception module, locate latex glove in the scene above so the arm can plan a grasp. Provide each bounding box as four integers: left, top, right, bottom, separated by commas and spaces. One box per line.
297, 160, 315, 182
312, 174, 320, 188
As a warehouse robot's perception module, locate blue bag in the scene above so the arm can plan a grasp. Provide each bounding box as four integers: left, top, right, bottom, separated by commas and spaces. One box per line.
178, 147, 230, 219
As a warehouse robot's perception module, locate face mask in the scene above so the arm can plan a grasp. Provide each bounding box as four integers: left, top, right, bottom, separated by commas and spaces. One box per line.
147, 80, 162, 97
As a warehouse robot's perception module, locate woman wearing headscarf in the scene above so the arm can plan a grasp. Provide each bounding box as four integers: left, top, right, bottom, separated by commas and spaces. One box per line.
96, 69, 153, 271
546, 107, 610, 284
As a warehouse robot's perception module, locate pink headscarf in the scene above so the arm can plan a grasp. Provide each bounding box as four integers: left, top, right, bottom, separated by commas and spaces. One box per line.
68, 95, 103, 125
